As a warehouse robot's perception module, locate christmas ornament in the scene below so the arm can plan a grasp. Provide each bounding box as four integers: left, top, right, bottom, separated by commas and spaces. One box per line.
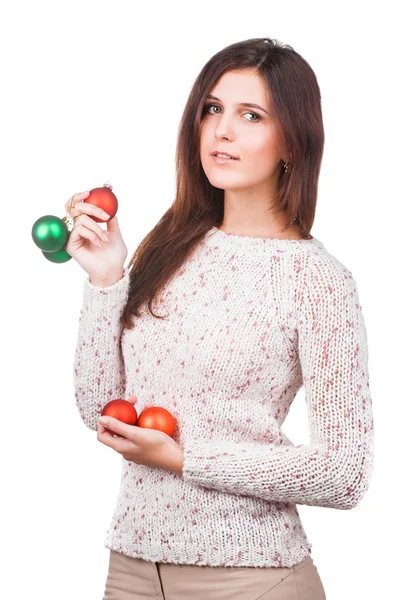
31, 215, 69, 252
42, 246, 72, 263
42, 231, 72, 263
101, 399, 138, 436
31, 181, 118, 264
84, 182, 118, 223
137, 407, 176, 437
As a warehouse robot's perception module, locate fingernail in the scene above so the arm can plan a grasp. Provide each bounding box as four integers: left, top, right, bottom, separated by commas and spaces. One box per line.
102, 233, 110, 241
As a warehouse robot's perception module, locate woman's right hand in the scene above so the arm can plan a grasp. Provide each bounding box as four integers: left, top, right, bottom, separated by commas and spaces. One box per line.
64, 190, 128, 285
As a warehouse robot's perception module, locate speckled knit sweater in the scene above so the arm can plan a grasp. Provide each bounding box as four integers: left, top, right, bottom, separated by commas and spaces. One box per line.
73, 226, 374, 568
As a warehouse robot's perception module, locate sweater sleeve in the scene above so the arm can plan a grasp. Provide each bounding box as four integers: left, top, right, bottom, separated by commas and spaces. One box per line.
73, 267, 131, 431
181, 254, 374, 510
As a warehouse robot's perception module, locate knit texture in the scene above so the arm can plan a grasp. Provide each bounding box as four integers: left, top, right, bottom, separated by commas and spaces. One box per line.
73, 226, 374, 568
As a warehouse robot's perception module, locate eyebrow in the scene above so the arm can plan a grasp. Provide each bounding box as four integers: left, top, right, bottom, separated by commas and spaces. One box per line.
206, 94, 270, 115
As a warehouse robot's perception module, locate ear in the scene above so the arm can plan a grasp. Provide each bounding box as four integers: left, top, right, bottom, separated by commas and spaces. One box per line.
282, 149, 292, 164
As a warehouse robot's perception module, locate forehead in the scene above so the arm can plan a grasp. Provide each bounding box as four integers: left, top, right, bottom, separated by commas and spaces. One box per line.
208, 70, 270, 106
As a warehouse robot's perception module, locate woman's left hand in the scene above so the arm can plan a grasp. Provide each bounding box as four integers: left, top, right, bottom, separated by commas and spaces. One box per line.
97, 397, 184, 474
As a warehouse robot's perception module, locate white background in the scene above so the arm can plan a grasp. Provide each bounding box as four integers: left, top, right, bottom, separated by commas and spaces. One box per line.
1, 1, 398, 598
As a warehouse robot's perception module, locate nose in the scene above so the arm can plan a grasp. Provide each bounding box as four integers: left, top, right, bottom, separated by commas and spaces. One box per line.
214, 112, 234, 141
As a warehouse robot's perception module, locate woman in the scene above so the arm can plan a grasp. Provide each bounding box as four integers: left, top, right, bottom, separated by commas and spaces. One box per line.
67, 37, 374, 599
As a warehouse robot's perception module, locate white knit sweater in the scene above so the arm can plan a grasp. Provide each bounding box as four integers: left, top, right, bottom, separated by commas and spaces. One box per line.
73, 226, 374, 568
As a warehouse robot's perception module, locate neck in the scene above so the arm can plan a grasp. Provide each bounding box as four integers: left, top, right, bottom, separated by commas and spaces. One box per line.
218, 218, 302, 240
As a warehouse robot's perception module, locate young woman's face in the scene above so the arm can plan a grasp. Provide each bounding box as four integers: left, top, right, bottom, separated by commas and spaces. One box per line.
199, 69, 287, 194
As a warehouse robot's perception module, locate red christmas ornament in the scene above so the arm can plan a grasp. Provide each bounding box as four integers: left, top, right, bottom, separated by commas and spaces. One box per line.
84, 182, 118, 223
101, 399, 137, 436
137, 406, 176, 437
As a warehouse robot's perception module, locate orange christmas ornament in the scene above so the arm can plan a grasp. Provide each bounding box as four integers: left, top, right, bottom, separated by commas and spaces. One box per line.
137, 406, 176, 437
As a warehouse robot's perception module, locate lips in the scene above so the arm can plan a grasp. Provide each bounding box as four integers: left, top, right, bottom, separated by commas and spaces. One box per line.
211, 151, 238, 160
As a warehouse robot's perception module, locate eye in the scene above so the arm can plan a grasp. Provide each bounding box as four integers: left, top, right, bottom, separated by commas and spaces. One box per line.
203, 103, 261, 122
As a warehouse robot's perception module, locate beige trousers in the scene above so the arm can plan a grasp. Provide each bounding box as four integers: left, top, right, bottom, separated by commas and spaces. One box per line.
103, 549, 327, 599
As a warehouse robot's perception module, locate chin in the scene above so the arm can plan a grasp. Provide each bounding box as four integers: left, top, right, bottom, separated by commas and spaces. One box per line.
205, 169, 240, 184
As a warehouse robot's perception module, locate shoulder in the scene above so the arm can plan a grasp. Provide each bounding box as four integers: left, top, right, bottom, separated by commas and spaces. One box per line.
287, 241, 369, 359
288, 239, 361, 313
292, 237, 355, 285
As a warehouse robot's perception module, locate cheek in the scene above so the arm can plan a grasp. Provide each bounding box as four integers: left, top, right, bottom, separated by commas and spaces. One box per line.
249, 127, 278, 155
245, 134, 281, 170
199, 125, 211, 150
199, 132, 208, 161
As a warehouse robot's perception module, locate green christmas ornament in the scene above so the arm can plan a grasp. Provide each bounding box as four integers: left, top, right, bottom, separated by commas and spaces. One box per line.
32, 215, 69, 252
42, 242, 72, 263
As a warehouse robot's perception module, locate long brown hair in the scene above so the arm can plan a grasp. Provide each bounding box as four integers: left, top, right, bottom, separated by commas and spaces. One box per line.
121, 37, 325, 330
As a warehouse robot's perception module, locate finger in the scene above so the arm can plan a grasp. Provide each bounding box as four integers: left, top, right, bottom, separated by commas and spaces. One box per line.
97, 426, 126, 448
72, 214, 110, 244
99, 416, 131, 438
69, 222, 105, 248
98, 421, 112, 435
98, 421, 113, 434
64, 191, 90, 212
70, 199, 110, 223
105, 213, 121, 233
72, 190, 91, 203
97, 420, 122, 440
